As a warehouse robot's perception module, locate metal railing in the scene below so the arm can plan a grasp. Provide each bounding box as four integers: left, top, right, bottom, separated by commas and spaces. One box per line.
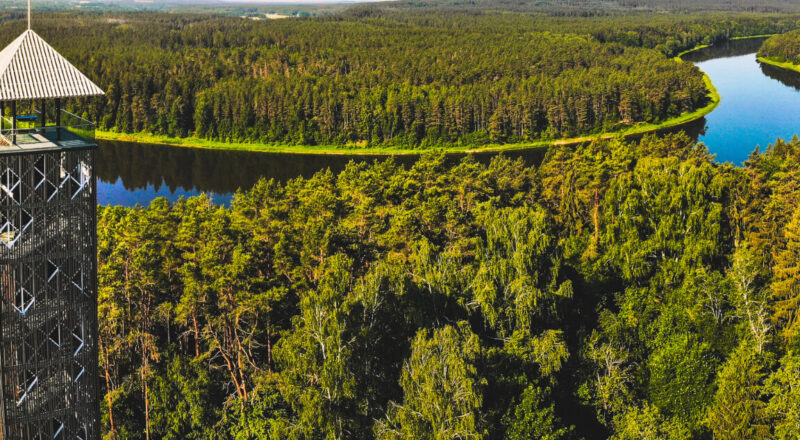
0, 109, 96, 147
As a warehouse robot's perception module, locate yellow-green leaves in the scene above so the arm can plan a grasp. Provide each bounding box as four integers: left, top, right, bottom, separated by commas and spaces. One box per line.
376, 323, 485, 440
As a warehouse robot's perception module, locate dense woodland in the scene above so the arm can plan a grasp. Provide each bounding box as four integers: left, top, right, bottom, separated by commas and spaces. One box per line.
10, 2, 798, 439
1, 11, 798, 148
363, 0, 800, 13
0, 12, 705, 148
98, 133, 800, 440
758, 29, 800, 65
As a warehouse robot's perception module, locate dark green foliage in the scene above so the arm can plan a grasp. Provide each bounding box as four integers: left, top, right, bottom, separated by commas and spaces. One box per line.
96, 132, 800, 439
8, 10, 792, 148
759, 30, 800, 64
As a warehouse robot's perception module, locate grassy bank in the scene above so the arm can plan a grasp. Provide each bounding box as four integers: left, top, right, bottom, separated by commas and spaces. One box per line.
97, 47, 724, 156
757, 56, 800, 74
674, 44, 710, 59
96, 73, 720, 156
732, 34, 777, 40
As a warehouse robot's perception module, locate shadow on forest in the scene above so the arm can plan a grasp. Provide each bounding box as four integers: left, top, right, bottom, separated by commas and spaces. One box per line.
760, 61, 800, 91
681, 36, 768, 63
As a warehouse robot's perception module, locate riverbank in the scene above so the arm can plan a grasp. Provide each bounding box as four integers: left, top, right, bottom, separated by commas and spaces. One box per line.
97, 39, 729, 156
673, 34, 777, 59
757, 56, 800, 74
96, 71, 720, 156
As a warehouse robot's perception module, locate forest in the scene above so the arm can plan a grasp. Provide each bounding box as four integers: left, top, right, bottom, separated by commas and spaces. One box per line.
364, 0, 800, 13
0, 12, 706, 148
1, 10, 798, 149
8, 2, 796, 439
758, 29, 800, 65
98, 132, 800, 440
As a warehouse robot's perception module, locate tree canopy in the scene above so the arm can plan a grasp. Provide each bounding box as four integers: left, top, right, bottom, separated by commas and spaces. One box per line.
95, 132, 800, 439
3, 10, 798, 149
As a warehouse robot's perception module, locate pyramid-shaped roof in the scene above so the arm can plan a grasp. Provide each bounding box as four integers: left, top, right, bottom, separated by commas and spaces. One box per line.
0, 30, 104, 101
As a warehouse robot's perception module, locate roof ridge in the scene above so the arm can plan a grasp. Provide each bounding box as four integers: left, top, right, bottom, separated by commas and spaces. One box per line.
0, 30, 104, 101
0, 31, 30, 79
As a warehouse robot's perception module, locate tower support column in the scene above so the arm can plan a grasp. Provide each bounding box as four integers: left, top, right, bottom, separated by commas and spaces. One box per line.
10, 101, 16, 145
40, 99, 46, 130
55, 98, 61, 141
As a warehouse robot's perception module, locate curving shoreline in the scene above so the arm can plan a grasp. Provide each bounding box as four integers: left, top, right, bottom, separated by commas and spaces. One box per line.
757, 56, 800, 74
97, 54, 723, 156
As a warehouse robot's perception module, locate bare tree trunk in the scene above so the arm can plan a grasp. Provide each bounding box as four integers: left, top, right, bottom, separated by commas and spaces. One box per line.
100, 336, 117, 440
142, 353, 151, 440
193, 314, 200, 358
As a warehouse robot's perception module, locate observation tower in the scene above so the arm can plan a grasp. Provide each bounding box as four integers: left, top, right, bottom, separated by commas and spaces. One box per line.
0, 6, 104, 440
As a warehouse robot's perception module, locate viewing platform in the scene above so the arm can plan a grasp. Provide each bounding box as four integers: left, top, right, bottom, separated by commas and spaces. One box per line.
0, 108, 96, 154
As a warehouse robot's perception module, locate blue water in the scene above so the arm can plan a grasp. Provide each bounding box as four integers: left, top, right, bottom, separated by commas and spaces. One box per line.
695, 53, 800, 164
94, 140, 545, 207
97, 37, 800, 206
98, 177, 234, 206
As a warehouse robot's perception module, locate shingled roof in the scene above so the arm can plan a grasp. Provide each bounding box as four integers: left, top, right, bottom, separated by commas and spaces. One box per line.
0, 29, 104, 101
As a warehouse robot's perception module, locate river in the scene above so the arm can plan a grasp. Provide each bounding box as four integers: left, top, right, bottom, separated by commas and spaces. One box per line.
97, 37, 800, 206
95, 142, 546, 206
683, 37, 800, 163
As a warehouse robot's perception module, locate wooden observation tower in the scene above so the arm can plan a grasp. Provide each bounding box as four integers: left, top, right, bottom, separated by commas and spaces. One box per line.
0, 3, 104, 439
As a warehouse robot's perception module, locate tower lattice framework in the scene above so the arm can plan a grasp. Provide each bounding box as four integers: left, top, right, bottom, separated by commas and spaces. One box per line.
0, 148, 99, 439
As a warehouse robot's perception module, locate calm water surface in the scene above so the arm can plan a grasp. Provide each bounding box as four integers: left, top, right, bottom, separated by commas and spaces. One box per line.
97, 37, 800, 206
96, 141, 546, 206
685, 37, 800, 163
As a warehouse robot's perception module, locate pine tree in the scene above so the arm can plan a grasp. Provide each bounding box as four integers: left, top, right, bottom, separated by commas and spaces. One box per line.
770, 207, 800, 349
764, 353, 800, 440
705, 342, 770, 440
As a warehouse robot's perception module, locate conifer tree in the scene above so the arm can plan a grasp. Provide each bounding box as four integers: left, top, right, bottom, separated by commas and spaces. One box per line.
705, 342, 770, 440
770, 207, 800, 349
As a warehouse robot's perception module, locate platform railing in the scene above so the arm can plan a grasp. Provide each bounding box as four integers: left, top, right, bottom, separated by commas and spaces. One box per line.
0, 109, 96, 147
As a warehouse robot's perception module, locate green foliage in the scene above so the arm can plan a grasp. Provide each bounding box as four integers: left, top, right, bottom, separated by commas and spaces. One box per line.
502, 385, 571, 440
646, 334, 716, 431
275, 255, 361, 439
148, 354, 217, 440
211, 387, 292, 440
95, 133, 800, 439
759, 30, 800, 65
764, 353, 800, 439
611, 403, 691, 440
473, 206, 572, 337
706, 342, 770, 440
375, 323, 486, 440
0, 10, 754, 149
770, 207, 800, 349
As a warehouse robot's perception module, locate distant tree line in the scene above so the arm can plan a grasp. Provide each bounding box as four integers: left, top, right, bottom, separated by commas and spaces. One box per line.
97, 133, 800, 439
349, 0, 800, 14
14, 13, 706, 148
0, 11, 794, 149
0, 11, 756, 148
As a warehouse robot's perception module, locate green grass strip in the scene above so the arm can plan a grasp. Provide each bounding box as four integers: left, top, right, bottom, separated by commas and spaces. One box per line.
757, 56, 800, 74
98, 50, 725, 156
96, 73, 720, 156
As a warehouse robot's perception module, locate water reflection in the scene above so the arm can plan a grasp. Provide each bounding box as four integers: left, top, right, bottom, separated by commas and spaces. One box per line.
690, 38, 800, 164
681, 37, 768, 63
759, 61, 800, 91
96, 140, 548, 206
100, 36, 800, 206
